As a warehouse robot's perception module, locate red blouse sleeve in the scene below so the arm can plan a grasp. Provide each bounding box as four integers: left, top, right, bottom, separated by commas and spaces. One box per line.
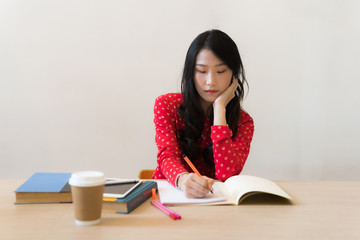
211, 111, 254, 181
153, 94, 187, 185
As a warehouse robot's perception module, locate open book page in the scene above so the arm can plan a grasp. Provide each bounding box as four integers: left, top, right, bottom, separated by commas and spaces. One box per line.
224, 175, 292, 204
156, 180, 227, 205
206, 181, 238, 205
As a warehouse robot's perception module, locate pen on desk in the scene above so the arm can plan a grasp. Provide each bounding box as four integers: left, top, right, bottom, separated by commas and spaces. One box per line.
150, 201, 181, 220
183, 155, 214, 194
153, 201, 181, 220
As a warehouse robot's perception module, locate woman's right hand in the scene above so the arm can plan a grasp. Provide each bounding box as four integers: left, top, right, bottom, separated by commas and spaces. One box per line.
178, 173, 215, 198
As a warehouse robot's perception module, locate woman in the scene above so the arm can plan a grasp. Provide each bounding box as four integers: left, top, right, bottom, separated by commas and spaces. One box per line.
153, 29, 254, 198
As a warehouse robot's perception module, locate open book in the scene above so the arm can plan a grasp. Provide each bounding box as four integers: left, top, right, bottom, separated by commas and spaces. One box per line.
157, 175, 291, 205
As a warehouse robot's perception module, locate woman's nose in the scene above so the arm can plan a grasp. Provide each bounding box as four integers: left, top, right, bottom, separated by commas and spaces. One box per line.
206, 72, 215, 86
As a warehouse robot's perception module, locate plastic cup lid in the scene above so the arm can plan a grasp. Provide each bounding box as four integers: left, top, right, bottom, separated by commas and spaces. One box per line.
69, 171, 106, 187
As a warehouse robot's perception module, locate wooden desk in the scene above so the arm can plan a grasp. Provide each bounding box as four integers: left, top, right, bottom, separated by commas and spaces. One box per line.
1, 180, 360, 240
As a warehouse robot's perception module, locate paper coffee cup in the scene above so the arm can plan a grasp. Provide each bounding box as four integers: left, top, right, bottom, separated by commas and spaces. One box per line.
69, 171, 106, 226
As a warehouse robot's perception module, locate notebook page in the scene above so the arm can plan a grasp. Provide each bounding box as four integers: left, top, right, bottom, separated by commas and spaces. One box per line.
156, 180, 227, 205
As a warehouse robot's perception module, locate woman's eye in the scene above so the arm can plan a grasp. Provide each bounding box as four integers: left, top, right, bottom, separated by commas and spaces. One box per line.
217, 70, 226, 74
196, 69, 206, 73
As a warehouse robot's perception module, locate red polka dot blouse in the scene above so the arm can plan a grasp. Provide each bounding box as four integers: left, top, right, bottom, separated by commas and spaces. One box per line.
153, 93, 254, 186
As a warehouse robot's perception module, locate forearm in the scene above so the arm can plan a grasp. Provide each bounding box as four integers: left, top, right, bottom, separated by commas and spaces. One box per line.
213, 103, 227, 126
212, 79, 237, 126
154, 94, 188, 186
211, 123, 252, 181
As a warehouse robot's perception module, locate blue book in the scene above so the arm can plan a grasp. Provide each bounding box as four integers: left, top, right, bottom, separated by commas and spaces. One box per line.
14, 172, 72, 204
102, 181, 157, 214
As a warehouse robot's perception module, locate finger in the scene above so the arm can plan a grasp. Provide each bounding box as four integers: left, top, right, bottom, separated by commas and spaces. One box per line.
189, 175, 211, 196
190, 174, 209, 187
202, 177, 215, 192
183, 181, 209, 198
231, 77, 238, 90
185, 187, 207, 198
191, 175, 214, 194
184, 173, 207, 189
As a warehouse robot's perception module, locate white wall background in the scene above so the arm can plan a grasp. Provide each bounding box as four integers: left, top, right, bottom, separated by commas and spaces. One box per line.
1, 0, 359, 180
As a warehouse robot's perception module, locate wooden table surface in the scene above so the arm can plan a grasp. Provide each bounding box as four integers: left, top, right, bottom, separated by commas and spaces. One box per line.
1, 179, 360, 240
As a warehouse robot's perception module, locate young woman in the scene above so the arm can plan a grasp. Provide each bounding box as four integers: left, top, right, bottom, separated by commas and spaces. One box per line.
153, 30, 254, 198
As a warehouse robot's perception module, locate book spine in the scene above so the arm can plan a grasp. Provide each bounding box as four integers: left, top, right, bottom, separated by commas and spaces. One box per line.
124, 182, 157, 214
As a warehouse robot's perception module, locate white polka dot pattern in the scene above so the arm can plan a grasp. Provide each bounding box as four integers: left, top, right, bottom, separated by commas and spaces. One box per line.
152, 93, 254, 185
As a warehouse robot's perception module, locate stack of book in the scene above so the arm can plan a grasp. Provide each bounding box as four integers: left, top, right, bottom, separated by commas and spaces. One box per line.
14, 172, 157, 214
102, 181, 157, 214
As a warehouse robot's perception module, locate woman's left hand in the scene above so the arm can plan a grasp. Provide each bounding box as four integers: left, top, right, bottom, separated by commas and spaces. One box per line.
213, 76, 238, 109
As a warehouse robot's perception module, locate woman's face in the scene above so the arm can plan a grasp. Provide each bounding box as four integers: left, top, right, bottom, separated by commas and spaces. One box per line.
194, 49, 233, 109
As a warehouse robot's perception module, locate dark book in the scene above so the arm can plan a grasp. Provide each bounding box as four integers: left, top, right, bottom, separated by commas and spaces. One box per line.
102, 181, 157, 214
14, 172, 72, 204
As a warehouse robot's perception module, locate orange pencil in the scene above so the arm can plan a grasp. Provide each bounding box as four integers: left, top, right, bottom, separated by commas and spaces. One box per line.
183, 155, 213, 194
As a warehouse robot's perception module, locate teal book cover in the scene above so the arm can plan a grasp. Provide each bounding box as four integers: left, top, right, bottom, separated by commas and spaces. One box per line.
103, 181, 157, 214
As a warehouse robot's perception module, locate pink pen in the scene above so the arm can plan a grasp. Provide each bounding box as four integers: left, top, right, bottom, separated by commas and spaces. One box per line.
154, 201, 182, 220
150, 201, 177, 220
151, 201, 181, 220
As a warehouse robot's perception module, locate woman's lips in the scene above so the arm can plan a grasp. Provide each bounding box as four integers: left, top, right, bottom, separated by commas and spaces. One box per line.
205, 90, 218, 94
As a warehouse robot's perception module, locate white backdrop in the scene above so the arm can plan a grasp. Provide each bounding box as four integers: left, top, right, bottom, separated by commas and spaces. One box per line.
1, 0, 359, 180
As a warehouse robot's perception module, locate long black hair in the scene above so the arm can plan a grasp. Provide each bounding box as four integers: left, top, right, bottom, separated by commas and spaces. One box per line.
178, 29, 248, 168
